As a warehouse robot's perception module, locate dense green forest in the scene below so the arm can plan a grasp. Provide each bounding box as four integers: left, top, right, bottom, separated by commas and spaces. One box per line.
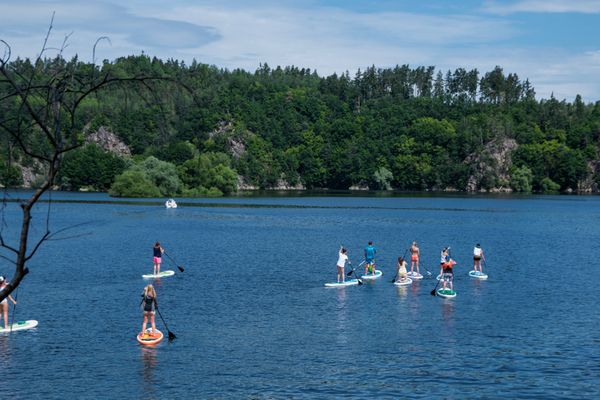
1, 55, 599, 196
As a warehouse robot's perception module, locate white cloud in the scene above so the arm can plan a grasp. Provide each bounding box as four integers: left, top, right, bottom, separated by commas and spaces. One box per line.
483, 0, 600, 14
1, 1, 599, 100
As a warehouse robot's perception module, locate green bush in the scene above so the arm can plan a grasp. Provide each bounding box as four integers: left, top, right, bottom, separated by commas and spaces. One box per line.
109, 170, 161, 197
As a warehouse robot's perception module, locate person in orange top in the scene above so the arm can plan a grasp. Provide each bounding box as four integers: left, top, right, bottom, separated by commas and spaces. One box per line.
409, 241, 420, 275
439, 248, 456, 291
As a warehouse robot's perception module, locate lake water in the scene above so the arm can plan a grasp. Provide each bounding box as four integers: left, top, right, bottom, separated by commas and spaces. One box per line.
1, 192, 599, 399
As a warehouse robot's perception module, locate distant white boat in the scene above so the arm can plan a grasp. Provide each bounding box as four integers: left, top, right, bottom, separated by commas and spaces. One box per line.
165, 199, 177, 209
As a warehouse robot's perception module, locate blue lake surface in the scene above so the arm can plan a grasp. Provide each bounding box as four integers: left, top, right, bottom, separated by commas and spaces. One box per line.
1, 192, 599, 399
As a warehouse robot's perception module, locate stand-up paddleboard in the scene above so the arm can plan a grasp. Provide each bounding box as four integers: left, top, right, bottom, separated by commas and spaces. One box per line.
0, 320, 38, 333
137, 328, 164, 345
394, 277, 413, 286
437, 288, 457, 298
142, 270, 175, 279
406, 271, 423, 280
469, 270, 488, 280
325, 279, 360, 288
361, 270, 382, 280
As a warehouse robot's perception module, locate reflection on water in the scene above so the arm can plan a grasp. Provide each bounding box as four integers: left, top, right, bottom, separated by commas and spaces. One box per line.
395, 285, 409, 300
140, 346, 158, 398
0, 336, 11, 367
335, 288, 349, 347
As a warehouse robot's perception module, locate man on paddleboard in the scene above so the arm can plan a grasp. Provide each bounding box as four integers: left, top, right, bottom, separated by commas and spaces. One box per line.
364, 241, 377, 275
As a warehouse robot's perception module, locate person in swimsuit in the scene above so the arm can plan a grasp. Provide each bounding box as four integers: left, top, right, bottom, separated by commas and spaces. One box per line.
473, 244, 484, 273
153, 242, 164, 275
0, 276, 17, 329
140, 284, 158, 335
364, 241, 377, 275
396, 257, 408, 282
409, 241, 420, 275
336, 247, 349, 283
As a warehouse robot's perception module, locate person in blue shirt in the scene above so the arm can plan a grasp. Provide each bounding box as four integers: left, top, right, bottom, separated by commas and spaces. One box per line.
364, 241, 377, 275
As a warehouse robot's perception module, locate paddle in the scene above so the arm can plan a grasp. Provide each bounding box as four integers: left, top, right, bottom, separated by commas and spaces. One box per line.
391, 248, 409, 283
164, 252, 184, 272
348, 262, 363, 285
430, 275, 441, 296
347, 260, 365, 276
155, 306, 176, 341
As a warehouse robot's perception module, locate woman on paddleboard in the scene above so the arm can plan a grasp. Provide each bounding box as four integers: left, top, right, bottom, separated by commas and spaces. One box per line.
0, 276, 17, 329
473, 244, 484, 273
153, 242, 164, 275
410, 241, 420, 274
140, 284, 158, 335
336, 247, 349, 283
396, 257, 408, 282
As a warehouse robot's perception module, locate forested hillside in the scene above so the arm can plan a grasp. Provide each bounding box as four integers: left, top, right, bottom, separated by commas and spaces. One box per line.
1, 55, 599, 196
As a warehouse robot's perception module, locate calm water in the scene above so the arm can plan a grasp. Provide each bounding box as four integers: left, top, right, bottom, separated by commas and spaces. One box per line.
1, 192, 599, 399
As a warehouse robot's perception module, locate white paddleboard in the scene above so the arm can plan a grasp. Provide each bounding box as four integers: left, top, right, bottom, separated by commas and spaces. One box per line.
394, 277, 413, 286
361, 269, 382, 280
437, 288, 457, 298
0, 319, 38, 333
325, 279, 360, 288
406, 271, 423, 280
142, 270, 175, 279
469, 270, 488, 280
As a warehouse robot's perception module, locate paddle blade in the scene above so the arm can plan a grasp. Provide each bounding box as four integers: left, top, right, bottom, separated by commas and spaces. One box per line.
357, 279, 363, 285
168, 331, 176, 341
346, 270, 354, 276
178, 266, 184, 272
430, 289, 437, 296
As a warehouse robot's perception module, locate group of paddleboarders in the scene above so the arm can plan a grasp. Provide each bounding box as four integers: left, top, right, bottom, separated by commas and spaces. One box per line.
333, 241, 486, 290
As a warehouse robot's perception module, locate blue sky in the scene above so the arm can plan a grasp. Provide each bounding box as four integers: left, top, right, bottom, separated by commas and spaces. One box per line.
1, 0, 599, 101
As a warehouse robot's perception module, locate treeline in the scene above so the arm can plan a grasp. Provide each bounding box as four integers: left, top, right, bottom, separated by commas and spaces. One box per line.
1, 55, 599, 196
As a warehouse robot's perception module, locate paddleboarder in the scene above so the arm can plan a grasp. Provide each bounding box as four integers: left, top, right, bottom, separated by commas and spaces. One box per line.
336, 247, 349, 283
140, 284, 158, 336
153, 242, 164, 276
439, 248, 456, 291
364, 241, 377, 275
396, 257, 408, 282
409, 241, 420, 274
473, 244, 485, 273
0, 276, 17, 329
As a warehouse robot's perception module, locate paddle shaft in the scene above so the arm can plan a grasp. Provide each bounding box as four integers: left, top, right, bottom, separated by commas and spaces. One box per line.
155, 307, 176, 340
164, 252, 184, 272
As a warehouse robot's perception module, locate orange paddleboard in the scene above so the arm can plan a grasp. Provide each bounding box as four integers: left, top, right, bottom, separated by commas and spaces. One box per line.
136, 328, 164, 346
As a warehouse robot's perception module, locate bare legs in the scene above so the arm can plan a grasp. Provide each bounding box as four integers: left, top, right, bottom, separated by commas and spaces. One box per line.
142, 312, 157, 334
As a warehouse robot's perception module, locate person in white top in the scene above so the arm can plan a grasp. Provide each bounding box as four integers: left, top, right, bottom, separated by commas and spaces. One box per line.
473, 244, 484, 273
0, 276, 17, 329
336, 247, 350, 283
